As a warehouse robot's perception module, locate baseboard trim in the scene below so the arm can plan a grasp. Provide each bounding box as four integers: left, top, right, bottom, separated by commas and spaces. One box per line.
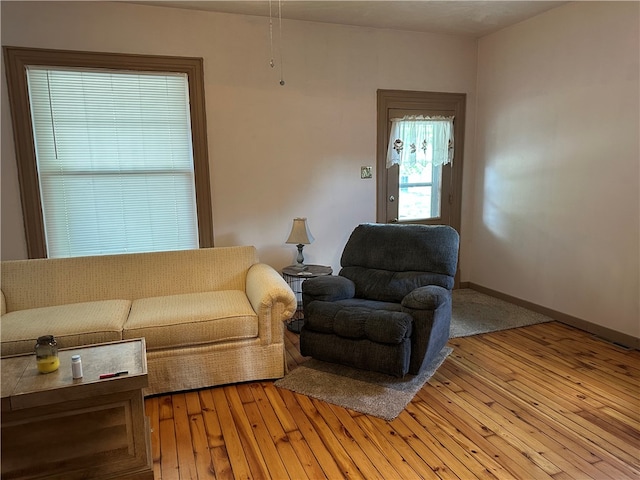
458, 282, 639, 351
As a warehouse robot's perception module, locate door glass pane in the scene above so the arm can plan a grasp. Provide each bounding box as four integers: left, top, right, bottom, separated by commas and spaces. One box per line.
398, 162, 442, 221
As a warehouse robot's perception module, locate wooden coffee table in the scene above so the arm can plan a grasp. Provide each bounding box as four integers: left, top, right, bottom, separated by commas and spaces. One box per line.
1, 338, 153, 480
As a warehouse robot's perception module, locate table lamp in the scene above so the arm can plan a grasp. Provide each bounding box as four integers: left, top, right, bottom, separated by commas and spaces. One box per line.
286, 218, 314, 271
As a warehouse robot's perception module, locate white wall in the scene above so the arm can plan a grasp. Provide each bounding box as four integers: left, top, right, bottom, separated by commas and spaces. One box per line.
471, 2, 639, 338
4, 1, 637, 340
0, 1, 478, 278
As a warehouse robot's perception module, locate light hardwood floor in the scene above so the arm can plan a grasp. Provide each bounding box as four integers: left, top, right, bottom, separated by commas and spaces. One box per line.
145, 321, 640, 479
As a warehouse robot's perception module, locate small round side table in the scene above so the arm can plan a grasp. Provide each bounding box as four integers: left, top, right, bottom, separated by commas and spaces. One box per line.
282, 264, 332, 333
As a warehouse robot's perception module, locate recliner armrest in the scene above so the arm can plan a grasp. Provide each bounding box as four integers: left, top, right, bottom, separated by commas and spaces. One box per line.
401, 285, 450, 311
302, 275, 355, 310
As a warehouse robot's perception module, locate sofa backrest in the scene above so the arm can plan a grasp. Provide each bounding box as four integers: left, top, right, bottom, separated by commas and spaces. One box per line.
1, 246, 258, 312
339, 223, 459, 302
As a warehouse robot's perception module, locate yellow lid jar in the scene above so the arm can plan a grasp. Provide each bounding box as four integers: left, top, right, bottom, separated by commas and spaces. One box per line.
35, 335, 60, 373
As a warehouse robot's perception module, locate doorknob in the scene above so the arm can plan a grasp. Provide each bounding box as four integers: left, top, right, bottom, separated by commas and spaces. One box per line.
389, 195, 395, 202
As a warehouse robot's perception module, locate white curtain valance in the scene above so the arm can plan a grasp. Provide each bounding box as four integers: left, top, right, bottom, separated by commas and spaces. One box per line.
386, 115, 454, 169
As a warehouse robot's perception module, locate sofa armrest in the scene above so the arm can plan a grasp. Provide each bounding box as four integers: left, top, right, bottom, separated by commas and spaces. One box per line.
302, 275, 355, 311
401, 285, 450, 311
246, 263, 297, 345
1, 289, 6, 315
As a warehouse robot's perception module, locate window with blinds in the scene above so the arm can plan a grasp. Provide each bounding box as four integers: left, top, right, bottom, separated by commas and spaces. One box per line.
26, 67, 199, 258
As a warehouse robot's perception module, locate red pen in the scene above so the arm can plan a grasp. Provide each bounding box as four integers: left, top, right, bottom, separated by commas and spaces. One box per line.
99, 371, 128, 379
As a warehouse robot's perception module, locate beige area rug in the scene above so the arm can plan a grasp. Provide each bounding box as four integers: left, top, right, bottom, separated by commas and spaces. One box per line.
275, 289, 552, 421
275, 346, 451, 421
451, 289, 553, 338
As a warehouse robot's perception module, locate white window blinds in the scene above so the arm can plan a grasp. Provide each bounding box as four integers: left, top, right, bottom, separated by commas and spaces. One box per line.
26, 67, 199, 258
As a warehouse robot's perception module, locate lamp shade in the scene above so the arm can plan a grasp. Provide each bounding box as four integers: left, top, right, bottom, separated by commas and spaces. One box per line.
286, 218, 314, 245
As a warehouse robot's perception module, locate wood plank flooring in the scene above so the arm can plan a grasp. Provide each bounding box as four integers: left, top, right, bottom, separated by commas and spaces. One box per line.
145, 321, 640, 479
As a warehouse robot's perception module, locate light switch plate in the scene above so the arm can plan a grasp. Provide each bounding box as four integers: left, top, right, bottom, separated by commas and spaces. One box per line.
361, 166, 373, 179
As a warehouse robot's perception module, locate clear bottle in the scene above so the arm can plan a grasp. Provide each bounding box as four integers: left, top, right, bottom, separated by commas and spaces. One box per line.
35, 335, 60, 373
71, 354, 83, 379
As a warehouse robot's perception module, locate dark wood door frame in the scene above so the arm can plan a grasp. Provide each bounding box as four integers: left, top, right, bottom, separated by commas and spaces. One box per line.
376, 89, 466, 235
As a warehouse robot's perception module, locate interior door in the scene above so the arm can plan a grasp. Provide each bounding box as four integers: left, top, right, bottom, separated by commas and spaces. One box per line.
376, 90, 466, 232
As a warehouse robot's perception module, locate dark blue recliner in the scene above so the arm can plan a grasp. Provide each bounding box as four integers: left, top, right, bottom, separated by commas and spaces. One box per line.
300, 223, 459, 377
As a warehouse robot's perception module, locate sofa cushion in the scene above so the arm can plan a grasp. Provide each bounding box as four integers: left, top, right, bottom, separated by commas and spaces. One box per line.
123, 290, 258, 350
305, 301, 413, 345
0, 300, 130, 356
0, 246, 258, 311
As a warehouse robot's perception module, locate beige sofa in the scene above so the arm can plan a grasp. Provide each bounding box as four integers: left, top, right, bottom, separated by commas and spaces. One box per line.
0, 246, 297, 395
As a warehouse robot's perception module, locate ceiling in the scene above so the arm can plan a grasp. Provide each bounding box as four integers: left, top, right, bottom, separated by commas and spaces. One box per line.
130, 1, 567, 37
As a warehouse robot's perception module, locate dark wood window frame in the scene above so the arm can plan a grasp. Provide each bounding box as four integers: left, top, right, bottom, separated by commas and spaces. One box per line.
3, 46, 214, 258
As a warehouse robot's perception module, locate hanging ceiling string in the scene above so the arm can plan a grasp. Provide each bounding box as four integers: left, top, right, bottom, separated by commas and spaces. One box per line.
278, 0, 285, 86
268, 0, 275, 68
268, 0, 285, 86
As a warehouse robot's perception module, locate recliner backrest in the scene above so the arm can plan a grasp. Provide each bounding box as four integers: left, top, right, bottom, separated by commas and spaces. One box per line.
339, 223, 459, 302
